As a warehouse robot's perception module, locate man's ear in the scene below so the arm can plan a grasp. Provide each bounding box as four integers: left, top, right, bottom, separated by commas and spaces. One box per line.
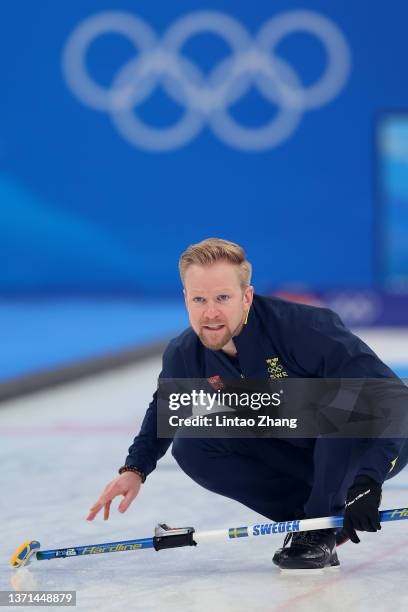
244, 286, 254, 309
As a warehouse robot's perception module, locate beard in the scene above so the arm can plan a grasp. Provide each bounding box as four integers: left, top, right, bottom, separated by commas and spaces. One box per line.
198, 318, 245, 351
198, 326, 232, 350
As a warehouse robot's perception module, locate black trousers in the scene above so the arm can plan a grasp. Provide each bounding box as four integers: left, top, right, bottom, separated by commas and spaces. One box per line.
171, 436, 408, 521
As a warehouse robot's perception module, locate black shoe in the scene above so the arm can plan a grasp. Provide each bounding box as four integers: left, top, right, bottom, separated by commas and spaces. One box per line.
273, 529, 340, 570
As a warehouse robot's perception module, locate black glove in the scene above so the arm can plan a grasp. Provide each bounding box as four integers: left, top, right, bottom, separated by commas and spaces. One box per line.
343, 475, 382, 544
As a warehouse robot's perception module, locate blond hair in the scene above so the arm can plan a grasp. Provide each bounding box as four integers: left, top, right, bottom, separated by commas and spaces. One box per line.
179, 238, 252, 289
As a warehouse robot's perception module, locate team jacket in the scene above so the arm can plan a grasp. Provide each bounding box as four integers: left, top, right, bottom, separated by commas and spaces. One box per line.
125, 294, 406, 483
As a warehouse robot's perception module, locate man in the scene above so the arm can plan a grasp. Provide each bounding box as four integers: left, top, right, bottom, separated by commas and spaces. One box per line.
87, 238, 408, 570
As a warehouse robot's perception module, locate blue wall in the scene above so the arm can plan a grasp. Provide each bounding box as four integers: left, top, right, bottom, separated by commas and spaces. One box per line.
1, 1, 408, 295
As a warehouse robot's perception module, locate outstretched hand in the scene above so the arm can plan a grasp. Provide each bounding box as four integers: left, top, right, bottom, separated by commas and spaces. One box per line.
87, 472, 142, 521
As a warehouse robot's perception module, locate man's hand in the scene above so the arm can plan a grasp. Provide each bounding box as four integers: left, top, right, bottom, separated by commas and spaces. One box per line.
343, 475, 382, 543
87, 472, 142, 521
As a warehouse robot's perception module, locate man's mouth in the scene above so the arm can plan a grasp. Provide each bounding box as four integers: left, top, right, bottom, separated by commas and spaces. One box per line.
202, 324, 225, 331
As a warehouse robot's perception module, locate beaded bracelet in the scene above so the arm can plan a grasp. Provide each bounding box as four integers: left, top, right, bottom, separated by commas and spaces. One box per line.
118, 465, 146, 483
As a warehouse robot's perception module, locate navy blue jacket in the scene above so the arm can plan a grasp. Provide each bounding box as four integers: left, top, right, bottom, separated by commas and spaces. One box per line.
125, 294, 405, 483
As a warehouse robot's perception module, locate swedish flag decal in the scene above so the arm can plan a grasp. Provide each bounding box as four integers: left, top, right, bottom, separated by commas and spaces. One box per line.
228, 526, 248, 539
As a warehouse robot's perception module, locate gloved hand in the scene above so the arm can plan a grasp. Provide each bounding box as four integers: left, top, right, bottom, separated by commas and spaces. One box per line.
343, 475, 382, 544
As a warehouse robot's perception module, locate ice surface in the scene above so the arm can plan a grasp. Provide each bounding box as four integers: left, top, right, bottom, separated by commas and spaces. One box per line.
1, 336, 408, 612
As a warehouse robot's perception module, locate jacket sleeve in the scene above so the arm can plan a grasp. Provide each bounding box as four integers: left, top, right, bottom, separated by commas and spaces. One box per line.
294, 307, 408, 484
124, 340, 184, 478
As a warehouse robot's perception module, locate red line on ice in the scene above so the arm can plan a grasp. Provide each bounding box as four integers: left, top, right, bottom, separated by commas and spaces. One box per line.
0, 422, 137, 435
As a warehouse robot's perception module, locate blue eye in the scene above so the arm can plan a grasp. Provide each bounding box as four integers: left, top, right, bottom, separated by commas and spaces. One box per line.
192, 297, 205, 303
217, 295, 230, 302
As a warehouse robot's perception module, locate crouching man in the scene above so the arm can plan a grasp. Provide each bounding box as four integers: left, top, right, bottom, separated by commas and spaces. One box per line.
88, 238, 408, 570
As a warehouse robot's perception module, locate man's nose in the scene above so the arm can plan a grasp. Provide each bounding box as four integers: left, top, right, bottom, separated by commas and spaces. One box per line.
204, 301, 220, 319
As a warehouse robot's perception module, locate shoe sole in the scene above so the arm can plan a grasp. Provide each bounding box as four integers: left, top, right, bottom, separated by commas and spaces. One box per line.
277, 557, 340, 573
278, 557, 341, 573
278, 565, 341, 575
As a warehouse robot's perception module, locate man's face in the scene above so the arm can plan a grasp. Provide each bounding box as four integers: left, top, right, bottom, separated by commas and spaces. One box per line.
183, 261, 253, 351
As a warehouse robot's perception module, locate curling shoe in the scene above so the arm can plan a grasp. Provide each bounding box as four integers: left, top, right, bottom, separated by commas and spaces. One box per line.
272, 529, 340, 570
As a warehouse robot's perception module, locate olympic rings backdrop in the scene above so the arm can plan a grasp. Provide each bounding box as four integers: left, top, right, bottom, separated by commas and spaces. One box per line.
1, 1, 408, 295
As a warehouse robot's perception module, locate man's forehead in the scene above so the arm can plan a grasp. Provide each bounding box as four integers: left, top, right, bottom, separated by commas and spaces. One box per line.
184, 262, 240, 281
184, 265, 241, 293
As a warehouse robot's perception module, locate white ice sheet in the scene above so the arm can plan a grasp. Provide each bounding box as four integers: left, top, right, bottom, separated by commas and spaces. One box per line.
1, 347, 408, 612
